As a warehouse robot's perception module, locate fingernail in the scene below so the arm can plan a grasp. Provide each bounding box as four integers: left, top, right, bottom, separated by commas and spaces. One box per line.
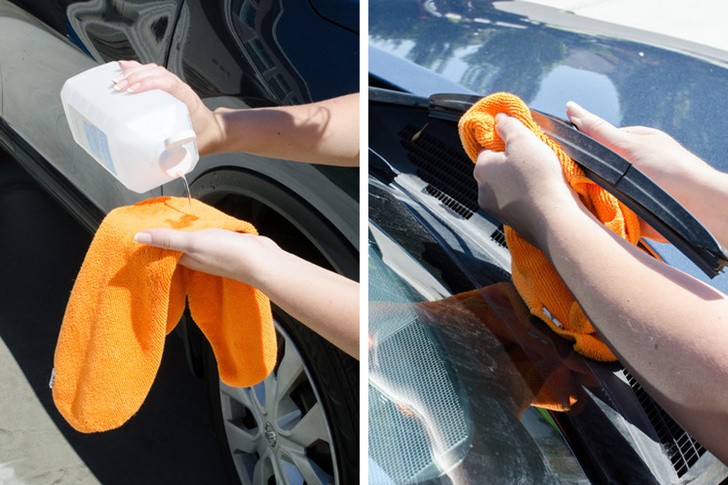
113, 79, 129, 91
134, 232, 151, 244
126, 82, 141, 92
494, 113, 509, 123
112, 73, 126, 83
566, 101, 586, 128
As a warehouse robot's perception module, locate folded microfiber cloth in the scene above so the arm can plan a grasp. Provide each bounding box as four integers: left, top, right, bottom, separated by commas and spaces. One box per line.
52, 196, 276, 433
459, 93, 647, 362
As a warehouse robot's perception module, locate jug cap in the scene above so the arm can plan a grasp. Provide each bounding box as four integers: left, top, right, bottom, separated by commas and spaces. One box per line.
160, 129, 197, 177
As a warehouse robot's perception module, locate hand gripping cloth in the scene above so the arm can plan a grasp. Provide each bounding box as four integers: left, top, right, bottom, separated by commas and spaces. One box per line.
459, 93, 646, 362
52, 196, 276, 432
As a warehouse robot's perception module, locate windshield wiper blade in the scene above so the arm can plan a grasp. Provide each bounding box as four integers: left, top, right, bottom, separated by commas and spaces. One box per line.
429, 93, 728, 277
531, 109, 728, 277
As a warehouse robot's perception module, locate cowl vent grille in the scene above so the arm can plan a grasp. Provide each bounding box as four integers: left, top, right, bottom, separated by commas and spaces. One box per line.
623, 370, 706, 477
399, 124, 479, 217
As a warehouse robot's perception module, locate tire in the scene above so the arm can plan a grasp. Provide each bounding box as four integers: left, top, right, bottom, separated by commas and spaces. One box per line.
204, 308, 359, 485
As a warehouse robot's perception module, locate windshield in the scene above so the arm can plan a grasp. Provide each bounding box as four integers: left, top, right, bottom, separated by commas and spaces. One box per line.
368, 179, 590, 483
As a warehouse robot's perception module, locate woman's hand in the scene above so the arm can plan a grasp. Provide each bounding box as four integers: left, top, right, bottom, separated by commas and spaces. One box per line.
474, 113, 582, 249
567, 101, 728, 243
566, 102, 711, 191
134, 227, 360, 358
134, 228, 279, 287
113, 60, 224, 155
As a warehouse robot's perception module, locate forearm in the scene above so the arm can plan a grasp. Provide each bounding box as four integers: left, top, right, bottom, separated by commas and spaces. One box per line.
211, 94, 359, 166
668, 166, 728, 248
249, 248, 360, 359
538, 200, 728, 462
565, 102, 728, 247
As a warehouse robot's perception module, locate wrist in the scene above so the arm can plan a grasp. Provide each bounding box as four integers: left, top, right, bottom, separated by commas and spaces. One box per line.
688, 168, 728, 243
667, 161, 724, 214
202, 108, 230, 155
653, 152, 714, 203
239, 236, 286, 290
530, 192, 593, 254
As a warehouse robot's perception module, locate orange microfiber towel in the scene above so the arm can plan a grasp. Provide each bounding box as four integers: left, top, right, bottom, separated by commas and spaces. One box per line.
52, 196, 276, 433
459, 93, 645, 362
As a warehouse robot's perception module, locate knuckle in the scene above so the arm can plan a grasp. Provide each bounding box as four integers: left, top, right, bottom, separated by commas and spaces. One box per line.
157, 233, 174, 249
473, 158, 489, 181
591, 117, 607, 130
585, 115, 612, 135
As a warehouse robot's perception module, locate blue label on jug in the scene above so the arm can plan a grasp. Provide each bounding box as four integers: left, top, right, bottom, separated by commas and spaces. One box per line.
82, 120, 115, 175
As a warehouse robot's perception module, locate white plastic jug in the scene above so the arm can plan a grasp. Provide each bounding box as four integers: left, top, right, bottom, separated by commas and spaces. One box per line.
61, 61, 199, 193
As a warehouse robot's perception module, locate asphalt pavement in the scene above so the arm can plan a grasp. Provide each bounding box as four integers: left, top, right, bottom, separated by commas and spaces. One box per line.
0, 157, 228, 484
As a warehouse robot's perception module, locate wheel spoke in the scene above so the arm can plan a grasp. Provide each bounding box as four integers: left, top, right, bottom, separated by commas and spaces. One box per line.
251, 453, 272, 485
220, 382, 257, 409
252, 379, 267, 411
275, 340, 305, 400
260, 373, 276, 416
287, 402, 327, 447
283, 449, 329, 485
224, 421, 260, 454
277, 408, 303, 430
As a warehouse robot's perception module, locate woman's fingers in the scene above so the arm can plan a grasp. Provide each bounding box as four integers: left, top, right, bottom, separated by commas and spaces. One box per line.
113, 61, 177, 94
134, 228, 193, 253
566, 101, 626, 148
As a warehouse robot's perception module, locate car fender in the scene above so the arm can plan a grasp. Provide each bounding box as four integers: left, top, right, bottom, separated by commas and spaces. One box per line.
178, 154, 358, 268
0, 0, 159, 230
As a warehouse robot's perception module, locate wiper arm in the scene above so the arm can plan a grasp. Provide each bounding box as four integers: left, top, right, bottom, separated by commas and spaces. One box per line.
429, 93, 728, 278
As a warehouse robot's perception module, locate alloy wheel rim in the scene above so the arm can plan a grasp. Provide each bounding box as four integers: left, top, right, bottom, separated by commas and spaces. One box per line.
218, 325, 338, 484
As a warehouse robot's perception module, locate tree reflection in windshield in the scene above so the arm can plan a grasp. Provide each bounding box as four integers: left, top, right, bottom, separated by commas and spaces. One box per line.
370, 0, 728, 171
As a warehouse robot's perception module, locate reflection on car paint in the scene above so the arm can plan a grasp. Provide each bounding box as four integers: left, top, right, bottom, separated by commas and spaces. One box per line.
225, 0, 310, 105
67, 1, 176, 65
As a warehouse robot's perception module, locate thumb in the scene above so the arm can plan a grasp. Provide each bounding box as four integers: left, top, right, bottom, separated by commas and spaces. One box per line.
494, 112, 536, 145
134, 228, 191, 252
566, 101, 624, 147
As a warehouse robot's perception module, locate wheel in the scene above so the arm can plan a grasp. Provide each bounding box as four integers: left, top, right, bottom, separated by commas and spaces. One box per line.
205, 309, 359, 484
191, 172, 359, 483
